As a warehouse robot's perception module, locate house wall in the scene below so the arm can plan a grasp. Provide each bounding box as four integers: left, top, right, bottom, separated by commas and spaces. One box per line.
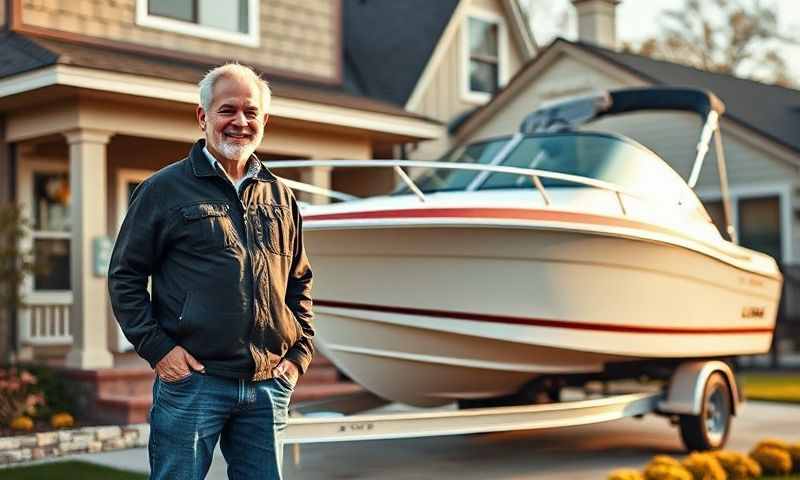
408, 0, 526, 160
20, 0, 339, 81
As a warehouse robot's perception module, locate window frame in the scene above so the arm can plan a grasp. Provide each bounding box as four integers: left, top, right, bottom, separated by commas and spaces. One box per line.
461, 8, 509, 105
17, 157, 73, 302
697, 183, 793, 263
136, 0, 260, 48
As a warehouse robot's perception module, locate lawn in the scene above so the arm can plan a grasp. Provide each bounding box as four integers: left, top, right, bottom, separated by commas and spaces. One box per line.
1, 460, 147, 479
740, 371, 800, 404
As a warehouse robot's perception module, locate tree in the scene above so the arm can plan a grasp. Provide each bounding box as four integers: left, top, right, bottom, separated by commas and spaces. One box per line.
0, 204, 34, 363
627, 0, 798, 87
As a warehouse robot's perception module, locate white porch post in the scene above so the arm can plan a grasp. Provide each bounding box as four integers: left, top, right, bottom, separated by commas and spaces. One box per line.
64, 129, 114, 369
299, 165, 333, 204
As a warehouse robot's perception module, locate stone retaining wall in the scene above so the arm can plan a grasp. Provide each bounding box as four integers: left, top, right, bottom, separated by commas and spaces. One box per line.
0, 424, 149, 465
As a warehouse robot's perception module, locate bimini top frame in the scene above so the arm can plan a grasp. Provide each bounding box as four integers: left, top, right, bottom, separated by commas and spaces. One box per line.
517, 87, 736, 243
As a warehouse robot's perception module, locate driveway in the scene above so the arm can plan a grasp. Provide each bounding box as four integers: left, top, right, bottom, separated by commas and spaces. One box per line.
75, 400, 798, 479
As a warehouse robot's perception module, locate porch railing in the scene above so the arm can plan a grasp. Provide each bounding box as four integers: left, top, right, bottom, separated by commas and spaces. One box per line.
20, 297, 73, 346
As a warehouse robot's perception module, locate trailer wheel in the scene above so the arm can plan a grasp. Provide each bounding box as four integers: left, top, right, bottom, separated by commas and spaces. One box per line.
678, 372, 732, 451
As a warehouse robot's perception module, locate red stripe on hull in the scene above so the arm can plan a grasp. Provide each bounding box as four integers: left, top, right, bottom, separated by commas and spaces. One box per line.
315, 299, 773, 335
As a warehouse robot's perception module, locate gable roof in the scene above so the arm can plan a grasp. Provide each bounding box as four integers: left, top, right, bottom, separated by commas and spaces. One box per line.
342, 0, 460, 106
456, 37, 800, 156
572, 40, 800, 155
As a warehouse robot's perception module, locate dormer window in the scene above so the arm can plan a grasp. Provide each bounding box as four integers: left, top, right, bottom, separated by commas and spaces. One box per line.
462, 11, 508, 104
136, 0, 260, 47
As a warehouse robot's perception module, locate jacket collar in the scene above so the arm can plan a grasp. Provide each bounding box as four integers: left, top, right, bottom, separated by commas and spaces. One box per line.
190, 139, 276, 182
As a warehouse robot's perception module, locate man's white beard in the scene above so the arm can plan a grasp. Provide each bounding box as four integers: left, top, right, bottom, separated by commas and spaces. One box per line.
218, 140, 256, 162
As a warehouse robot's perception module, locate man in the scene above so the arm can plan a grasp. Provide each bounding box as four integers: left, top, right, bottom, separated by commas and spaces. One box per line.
108, 63, 313, 480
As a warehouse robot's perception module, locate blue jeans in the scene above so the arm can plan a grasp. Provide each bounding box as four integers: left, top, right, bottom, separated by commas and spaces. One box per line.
148, 372, 294, 479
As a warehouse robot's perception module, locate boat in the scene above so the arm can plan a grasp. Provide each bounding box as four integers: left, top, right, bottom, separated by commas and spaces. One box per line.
268, 87, 783, 407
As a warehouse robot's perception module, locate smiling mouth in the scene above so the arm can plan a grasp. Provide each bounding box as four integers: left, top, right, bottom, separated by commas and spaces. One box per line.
224, 132, 252, 141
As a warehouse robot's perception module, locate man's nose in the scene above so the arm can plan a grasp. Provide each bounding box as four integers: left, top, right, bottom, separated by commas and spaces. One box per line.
232, 111, 247, 125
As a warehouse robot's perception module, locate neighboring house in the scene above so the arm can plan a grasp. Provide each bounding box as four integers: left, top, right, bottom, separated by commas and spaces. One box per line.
343, 0, 536, 160
449, 0, 800, 346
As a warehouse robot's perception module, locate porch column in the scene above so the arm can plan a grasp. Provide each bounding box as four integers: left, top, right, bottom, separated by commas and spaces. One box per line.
299, 165, 333, 204
64, 129, 114, 369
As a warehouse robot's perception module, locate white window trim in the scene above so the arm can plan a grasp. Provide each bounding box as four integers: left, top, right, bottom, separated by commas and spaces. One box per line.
460, 8, 510, 106
135, 0, 260, 48
696, 182, 794, 263
17, 157, 74, 303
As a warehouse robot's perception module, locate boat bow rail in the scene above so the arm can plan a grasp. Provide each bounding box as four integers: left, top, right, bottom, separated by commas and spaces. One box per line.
267, 159, 665, 215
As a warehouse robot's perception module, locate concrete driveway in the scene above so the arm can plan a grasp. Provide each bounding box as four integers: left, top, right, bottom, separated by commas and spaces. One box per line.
75, 400, 798, 479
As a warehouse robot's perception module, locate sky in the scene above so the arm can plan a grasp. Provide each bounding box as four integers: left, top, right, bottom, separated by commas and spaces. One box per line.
526, 0, 800, 82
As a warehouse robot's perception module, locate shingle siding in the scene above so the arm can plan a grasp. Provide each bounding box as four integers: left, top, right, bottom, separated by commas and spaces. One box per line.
20, 0, 339, 81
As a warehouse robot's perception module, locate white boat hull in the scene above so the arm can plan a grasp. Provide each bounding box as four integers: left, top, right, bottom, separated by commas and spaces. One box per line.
305, 222, 781, 407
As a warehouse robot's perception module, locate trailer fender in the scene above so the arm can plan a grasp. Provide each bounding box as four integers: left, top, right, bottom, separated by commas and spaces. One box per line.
657, 360, 739, 416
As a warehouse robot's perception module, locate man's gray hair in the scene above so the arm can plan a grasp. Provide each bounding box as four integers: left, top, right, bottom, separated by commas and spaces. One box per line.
198, 63, 272, 114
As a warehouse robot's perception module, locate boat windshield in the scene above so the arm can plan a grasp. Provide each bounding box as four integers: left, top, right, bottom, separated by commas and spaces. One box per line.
398, 133, 693, 204
394, 137, 510, 194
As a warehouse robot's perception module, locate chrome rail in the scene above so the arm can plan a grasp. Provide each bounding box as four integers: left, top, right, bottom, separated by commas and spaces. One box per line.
266, 159, 647, 214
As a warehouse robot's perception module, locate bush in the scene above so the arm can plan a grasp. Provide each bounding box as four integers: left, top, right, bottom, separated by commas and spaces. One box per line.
17, 364, 75, 419
608, 468, 644, 480
0, 367, 45, 424
752, 438, 790, 452
10, 415, 34, 431
681, 452, 726, 480
50, 412, 75, 429
750, 445, 792, 475
644, 464, 693, 480
711, 451, 761, 480
789, 443, 800, 472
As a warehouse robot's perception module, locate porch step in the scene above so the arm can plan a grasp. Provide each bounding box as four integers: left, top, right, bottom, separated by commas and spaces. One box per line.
95, 395, 153, 425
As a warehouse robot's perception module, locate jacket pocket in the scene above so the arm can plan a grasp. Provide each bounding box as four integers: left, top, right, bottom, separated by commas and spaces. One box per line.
180, 202, 237, 252
257, 204, 292, 257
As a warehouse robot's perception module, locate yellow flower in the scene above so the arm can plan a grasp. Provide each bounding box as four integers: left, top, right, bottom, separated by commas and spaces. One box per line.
10, 416, 34, 431
608, 468, 644, 480
50, 412, 75, 429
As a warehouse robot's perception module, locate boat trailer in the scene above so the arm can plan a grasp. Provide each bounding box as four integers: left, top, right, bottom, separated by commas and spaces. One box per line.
285, 360, 739, 463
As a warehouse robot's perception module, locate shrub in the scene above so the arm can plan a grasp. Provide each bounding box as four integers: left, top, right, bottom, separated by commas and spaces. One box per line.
789, 443, 800, 472
681, 452, 726, 480
750, 445, 792, 475
711, 451, 761, 480
17, 364, 75, 419
752, 438, 790, 452
0, 367, 45, 424
608, 468, 644, 480
644, 464, 693, 480
647, 456, 683, 469
10, 415, 34, 431
50, 412, 75, 429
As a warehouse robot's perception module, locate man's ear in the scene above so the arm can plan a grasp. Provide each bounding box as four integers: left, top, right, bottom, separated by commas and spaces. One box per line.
196, 106, 207, 131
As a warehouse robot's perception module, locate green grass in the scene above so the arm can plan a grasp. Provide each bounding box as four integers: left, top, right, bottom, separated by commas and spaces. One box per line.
1, 460, 147, 479
740, 372, 800, 404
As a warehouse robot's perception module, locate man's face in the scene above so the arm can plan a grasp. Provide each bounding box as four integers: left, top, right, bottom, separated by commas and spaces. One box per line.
197, 75, 269, 163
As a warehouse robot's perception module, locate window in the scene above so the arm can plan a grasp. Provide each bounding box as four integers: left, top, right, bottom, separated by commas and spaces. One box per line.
137, 0, 260, 47
31, 171, 71, 291
703, 194, 784, 260
462, 12, 507, 103
739, 196, 782, 263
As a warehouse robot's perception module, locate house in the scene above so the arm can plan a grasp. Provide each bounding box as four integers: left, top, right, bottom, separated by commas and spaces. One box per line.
447, 0, 800, 350
0, 0, 537, 420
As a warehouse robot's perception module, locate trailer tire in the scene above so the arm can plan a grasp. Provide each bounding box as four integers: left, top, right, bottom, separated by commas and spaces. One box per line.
678, 372, 732, 451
